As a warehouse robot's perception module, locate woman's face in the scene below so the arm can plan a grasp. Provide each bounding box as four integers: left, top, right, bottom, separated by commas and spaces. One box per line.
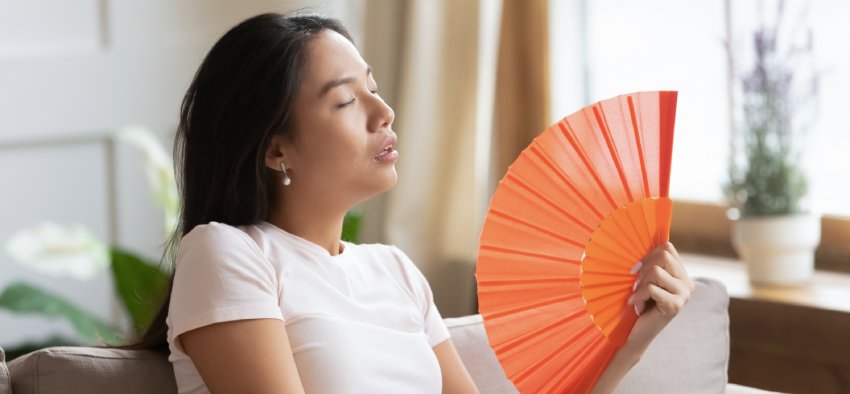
271, 29, 398, 204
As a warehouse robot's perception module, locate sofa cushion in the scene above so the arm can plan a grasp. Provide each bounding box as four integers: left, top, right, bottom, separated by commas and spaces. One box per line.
444, 277, 730, 393
8, 347, 176, 394
1, 346, 11, 394
615, 277, 730, 393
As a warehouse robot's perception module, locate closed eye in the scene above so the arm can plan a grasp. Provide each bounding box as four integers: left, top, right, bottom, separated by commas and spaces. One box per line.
336, 98, 356, 109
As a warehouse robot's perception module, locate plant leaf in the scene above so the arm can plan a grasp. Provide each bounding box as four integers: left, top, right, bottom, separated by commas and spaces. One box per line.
110, 248, 169, 335
0, 282, 121, 344
342, 211, 362, 243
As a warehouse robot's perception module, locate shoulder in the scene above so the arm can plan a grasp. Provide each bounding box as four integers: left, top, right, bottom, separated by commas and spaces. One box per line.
178, 222, 265, 261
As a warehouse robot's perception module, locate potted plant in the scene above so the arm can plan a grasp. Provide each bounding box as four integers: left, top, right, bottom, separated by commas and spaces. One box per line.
726, 3, 820, 286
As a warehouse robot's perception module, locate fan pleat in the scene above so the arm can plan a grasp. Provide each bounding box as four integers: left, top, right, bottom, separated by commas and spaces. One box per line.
538, 334, 610, 393
477, 91, 678, 393
489, 209, 585, 248
598, 216, 645, 259
484, 293, 583, 320
527, 143, 606, 222
510, 324, 599, 388
627, 97, 651, 197
555, 120, 621, 211
592, 105, 635, 202
658, 93, 678, 197
503, 173, 594, 232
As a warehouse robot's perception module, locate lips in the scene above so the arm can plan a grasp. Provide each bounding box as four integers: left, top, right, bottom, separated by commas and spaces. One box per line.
374, 134, 397, 158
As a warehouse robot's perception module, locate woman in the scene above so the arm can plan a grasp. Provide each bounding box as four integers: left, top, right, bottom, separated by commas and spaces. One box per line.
130, 12, 694, 393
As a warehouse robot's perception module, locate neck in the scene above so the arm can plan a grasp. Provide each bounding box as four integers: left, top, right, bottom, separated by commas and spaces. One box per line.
266, 187, 349, 256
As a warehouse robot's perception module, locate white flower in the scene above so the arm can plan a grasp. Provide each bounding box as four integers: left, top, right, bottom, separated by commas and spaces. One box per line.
4, 222, 109, 280
115, 126, 180, 234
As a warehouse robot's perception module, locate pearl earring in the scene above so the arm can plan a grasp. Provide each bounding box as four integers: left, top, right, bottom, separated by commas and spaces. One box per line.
280, 160, 291, 186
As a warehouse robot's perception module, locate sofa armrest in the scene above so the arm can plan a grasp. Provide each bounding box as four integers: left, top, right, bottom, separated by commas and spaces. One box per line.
1, 346, 11, 394
7, 346, 176, 394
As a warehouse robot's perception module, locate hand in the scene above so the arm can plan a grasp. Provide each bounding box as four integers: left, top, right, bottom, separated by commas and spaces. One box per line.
624, 242, 694, 355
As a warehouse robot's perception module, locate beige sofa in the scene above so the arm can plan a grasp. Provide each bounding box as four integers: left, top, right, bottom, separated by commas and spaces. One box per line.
1, 278, 774, 393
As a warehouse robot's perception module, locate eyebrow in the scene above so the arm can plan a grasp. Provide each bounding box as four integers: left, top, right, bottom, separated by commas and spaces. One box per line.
318, 65, 372, 98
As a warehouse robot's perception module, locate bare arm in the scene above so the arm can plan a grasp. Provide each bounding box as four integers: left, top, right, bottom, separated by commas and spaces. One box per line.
179, 318, 305, 394
433, 339, 479, 394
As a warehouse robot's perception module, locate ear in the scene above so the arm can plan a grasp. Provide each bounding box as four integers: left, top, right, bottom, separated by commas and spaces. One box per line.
264, 134, 292, 171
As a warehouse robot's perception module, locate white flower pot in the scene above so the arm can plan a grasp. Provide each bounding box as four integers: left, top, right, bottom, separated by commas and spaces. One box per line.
732, 214, 821, 286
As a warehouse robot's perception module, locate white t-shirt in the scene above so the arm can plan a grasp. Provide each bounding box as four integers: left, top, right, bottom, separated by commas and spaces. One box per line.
166, 221, 451, 394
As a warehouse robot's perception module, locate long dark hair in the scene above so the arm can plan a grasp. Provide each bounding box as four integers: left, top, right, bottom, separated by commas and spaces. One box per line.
121, 12, 352, 352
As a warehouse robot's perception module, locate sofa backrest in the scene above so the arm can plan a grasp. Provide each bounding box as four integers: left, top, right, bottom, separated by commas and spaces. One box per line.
444, 277, 730, 394
8, 347, 176, 394
5, 277, 729, 394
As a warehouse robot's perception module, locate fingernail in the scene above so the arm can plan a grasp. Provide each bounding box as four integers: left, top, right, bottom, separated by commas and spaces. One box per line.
632, 279, 640, 292
627, 294, 635, 305
630, 261, 643, 275
634, 304, 641, 316
636, 302, 645, 316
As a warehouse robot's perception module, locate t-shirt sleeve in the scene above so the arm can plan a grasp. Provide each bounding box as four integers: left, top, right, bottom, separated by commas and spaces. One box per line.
169, 222, 283, 351
389, 245, 451, 347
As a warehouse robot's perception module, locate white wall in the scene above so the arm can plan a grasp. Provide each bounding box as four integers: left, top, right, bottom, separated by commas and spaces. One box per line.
0, 0, 360, 348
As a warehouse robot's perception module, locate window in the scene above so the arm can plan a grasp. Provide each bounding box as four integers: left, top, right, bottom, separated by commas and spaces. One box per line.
550, 0, 850, 216
549, 0, 850, 270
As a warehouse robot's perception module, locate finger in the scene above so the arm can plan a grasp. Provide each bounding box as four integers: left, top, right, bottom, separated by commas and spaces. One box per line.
643, 248, 691, 287
664, 242, 681, 261
630, 265, 689, 307
639, 243, 669, 266
647, 283, 687, 316
648, 264, 692, 297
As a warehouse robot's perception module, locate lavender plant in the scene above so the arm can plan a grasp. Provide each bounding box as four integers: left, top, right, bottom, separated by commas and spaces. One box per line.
726, 1, 818, 217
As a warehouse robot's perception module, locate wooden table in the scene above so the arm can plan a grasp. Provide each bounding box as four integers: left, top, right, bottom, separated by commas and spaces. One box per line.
684, 253, 850, 393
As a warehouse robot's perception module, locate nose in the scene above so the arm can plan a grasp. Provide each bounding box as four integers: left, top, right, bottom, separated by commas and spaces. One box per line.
367, 92, 395, 132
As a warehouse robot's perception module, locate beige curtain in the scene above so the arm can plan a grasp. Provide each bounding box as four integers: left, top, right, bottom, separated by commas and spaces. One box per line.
492, 0, 551, 194
359, 0, 550, 318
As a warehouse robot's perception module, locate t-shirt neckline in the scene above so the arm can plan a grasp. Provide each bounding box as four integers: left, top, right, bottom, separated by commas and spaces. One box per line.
259, 221, 350, 259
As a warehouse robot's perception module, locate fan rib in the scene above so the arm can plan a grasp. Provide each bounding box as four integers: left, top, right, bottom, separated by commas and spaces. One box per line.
581, 278, 633, 290
544, 335, 608, 393
592, 294, 633, 328
586, 240, 635, 268
485, 293, 583, 320
627, 96, 651, 198
490, 209, 584, 248
478, 276, 579, 287
511, 325, 598, 386
556, 121, 618, 211
479, 244, 581, 265
599, 219, 644, 260
618, 208, 652, 257
581, 270, 633, 279
658, 92, 678, 197
592, 105, 634, 202
492, 308, 588, 355
528, 145, 605, 221
585, 286, 630, 311
505, 174, 594, 233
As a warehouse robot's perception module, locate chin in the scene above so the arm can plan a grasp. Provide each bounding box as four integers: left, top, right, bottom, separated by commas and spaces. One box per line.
378, 171, 398, 192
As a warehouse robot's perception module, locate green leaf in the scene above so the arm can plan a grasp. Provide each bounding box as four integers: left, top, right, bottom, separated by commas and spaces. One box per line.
342, 211, 362, 243
110, 249, 169, 335
0, 282, 121, 345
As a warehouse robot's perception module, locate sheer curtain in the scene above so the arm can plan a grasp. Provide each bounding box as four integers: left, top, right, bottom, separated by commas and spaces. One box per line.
359, 0, 551, 317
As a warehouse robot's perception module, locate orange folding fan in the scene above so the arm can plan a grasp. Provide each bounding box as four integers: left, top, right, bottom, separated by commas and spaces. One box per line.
476, 91, 677, 393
